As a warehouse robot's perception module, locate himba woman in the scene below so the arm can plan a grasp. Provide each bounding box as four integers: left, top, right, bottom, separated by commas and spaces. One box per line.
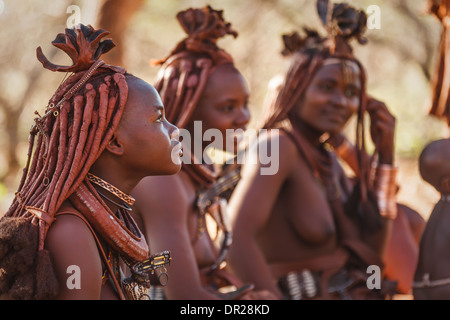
0, 24, 182, 300
131, 6, 274, 300
413, 0, 450, 300
227, 0, 401, 300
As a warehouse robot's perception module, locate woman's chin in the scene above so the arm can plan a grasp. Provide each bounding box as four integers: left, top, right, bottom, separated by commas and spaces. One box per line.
153, 163, 182, 176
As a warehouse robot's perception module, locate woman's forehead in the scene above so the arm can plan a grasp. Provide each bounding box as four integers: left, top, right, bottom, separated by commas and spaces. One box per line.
207, 63, 240, 82
204, 64, 248, 96
126, 77, 162, 110
314, 59, 361, 84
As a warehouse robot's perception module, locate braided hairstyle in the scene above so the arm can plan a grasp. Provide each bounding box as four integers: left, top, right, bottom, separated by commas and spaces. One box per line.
151, 5, 238, 187
0, 24, 130, 299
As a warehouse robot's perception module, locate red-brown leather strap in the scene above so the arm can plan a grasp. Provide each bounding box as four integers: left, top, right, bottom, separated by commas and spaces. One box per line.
69, 181, 148, 262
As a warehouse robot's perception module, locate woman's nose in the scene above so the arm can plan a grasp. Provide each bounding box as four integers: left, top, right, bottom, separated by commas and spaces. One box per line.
330, 91, 347, 109
234, 106, 251, 127
168, 122, 180, 140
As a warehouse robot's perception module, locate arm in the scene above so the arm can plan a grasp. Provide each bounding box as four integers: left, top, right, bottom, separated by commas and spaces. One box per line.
227, 131, 294, 299
330, 98, 399, 259
366, 97, 396, 166
45, 213, 103, 300
332, 103, 422, 293
132, 175, 220, 300
363, 97, 397, 257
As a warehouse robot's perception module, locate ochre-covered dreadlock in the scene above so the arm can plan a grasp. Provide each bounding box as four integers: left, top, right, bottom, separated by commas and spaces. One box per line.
428, 0, 450, 126
0, 24, 142, 299
151, 5, 238, 187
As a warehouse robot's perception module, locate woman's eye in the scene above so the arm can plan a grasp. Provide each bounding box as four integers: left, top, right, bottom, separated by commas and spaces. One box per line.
345, 89, 358, 97
222, 105, 234, 112
156, 114, 163, 122
319, 83, 333, 91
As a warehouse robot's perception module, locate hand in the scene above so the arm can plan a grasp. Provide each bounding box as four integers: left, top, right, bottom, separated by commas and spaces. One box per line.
366, 97, 396, 164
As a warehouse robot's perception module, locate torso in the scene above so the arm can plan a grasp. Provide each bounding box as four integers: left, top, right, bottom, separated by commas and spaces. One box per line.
257, 131, 350, 265
180, 170, 223, 269
133, 170, 221, 270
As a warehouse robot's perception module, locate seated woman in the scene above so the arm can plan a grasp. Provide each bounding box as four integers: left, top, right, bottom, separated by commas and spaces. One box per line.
0, 24, 182, 300
413, 138, 450, 299
131, 6, 273, 300
228, 1, 401, 300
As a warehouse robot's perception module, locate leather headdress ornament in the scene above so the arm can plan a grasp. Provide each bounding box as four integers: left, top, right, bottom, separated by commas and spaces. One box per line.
279, 0, 367, 57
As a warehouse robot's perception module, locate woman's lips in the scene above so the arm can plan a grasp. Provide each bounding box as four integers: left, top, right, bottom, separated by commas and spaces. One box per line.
173, 140, 183, 157
326, 112, 347, 125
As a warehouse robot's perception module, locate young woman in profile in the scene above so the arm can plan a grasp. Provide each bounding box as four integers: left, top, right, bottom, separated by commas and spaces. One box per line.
0, 24, 181, 300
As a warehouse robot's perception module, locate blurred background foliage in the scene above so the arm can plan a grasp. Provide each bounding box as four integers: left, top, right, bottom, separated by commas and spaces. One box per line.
0, 0, 448, 216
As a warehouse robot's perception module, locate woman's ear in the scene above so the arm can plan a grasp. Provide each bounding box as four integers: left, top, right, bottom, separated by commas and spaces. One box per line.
440, 175, 450, 194
105, 134, 124, 156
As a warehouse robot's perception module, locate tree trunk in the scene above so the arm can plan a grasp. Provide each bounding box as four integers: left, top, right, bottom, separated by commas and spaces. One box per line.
97, 0, 144, 67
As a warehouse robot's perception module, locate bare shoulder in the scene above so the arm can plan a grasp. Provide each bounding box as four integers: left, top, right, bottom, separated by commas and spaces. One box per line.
229, 129, 300, 224
46, 211, 99, 256
45, 208, 102, 299
242, 128, 300, 179
133, 175, 186, 205
257, 128, 298, 154
131, 173, 195, 259
132, 173, 190, 222
133, 174, 184, 196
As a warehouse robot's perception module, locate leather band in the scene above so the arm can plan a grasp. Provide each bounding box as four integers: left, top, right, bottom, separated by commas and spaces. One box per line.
69, 181, 148, 262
